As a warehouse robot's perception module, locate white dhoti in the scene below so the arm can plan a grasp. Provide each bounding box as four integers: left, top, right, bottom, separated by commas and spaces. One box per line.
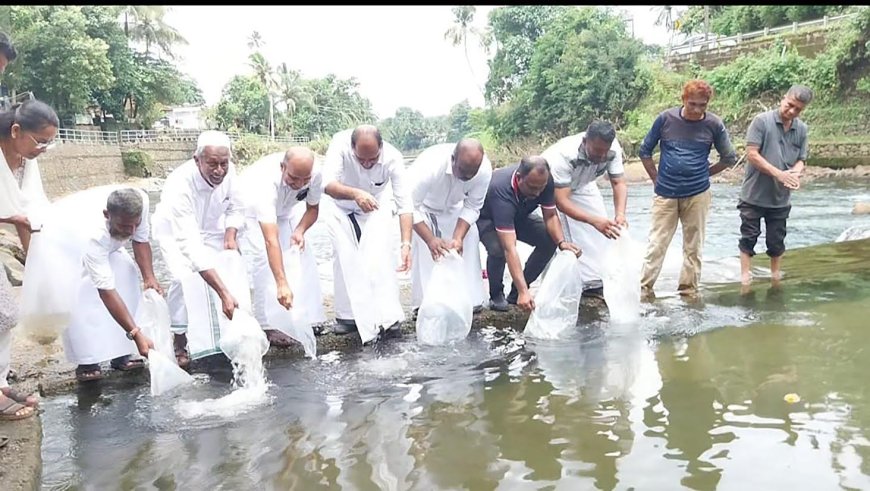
239, 209, 326, 328
558, 182, 610, 290
410, 208, 485, 308
325, 201, 404, 343
156, 229, 253, 360
62, 250, 141, 365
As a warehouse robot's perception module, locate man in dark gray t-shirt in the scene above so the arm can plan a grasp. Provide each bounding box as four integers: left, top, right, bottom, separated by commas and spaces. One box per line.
738, 84, 813, 286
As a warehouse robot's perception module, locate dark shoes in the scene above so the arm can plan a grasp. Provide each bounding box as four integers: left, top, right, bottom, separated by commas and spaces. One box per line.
582, 286, 605, 301
489, 295, 509, 312
332, 319, 358, 335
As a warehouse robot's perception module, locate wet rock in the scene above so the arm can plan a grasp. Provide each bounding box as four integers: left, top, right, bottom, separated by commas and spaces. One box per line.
1, 250, 24, 286
853, 202, 870, 215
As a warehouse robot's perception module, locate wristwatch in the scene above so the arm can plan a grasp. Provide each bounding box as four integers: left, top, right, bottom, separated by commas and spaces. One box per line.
126, 327, 140, 340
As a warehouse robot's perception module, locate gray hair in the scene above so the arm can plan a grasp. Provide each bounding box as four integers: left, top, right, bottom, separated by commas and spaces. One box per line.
106, 188, 143, 217
786, 85, 814, 104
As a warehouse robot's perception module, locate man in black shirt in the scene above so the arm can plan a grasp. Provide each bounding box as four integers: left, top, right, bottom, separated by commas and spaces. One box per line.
477, 156, 581, 312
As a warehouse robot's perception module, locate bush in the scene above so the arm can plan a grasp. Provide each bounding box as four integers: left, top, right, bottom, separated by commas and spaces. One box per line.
232, 134, 290, 168
121, 149, 157, 178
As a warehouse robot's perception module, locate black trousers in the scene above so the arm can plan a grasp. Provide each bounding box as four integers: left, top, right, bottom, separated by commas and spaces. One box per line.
737, 200, 791, 258
477, 213, 556, 302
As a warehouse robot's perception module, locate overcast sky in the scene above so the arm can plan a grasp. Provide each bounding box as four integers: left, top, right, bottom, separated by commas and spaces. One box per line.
164, 5, 687, 119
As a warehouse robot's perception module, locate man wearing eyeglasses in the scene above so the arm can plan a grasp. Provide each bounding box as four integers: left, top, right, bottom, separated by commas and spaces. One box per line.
407, 139, 492, 315
322, 125, 412, 340
543, 120, 628, 301
151, 130, 245, 366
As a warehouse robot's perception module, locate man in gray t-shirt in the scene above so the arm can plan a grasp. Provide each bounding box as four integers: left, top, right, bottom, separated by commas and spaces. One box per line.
738, 84, 813, 286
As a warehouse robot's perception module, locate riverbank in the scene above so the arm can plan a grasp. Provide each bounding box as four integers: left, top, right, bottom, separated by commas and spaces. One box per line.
617, 159, 870, 185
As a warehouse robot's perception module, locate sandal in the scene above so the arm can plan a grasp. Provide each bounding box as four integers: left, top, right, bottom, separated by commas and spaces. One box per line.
110, 355, 146, 372
0, 394, 35, 421
75, 364, 103, 383
0, 435, 8, 448
0, 387, 39, 408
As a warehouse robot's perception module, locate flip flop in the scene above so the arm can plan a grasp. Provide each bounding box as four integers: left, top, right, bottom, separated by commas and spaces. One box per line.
0, 387, 38, 408
75, 365, 103, 383
0, 395, 35, 421
110, 356, 146, 371
0, 435, 8, 449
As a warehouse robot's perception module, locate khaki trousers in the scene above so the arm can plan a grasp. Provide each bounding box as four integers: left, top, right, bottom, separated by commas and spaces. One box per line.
641, 189, 712, 294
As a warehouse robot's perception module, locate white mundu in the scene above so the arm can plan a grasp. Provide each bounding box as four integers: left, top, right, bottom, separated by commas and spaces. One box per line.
408, 143, 492, 308
151, 152, 246, 359
322, 128, 411, 324
542, 132, 625, 290
55, 185, 149, 365
237, 151, 326, 327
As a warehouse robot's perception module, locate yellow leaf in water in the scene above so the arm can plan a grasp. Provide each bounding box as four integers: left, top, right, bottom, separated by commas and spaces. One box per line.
784, 393, 801, 404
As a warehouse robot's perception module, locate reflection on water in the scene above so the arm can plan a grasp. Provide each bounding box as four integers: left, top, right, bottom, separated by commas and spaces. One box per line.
39, 182, 870, 490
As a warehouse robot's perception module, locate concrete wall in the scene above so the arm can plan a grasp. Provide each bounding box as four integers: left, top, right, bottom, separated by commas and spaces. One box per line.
668, 29, 830, 72
121, 140, 197, 177
38, 143, 125, 199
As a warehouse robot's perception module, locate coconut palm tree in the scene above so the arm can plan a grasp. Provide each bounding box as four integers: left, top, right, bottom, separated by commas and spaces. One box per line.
125, 6, 188, 59
444, 6, 486, 95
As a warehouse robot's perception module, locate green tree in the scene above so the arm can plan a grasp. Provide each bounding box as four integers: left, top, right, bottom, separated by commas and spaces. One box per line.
444, 6, 487, 94
446, 100, 473, 141
214, 75, 270, 134
126, 5, 187, 59
499, 7, 650, 139
1, 6, 114, 122
484, 6, 570, 104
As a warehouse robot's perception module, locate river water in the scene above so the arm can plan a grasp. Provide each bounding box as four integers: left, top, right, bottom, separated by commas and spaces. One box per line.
39, 181, 870, 490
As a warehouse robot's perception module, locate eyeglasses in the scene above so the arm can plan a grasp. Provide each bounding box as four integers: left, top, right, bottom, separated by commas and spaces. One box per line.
28, 133, 56, 150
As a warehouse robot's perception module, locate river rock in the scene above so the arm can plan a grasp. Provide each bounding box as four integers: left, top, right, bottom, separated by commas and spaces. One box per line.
1, 250, 23, 286
853, 203, 870, 215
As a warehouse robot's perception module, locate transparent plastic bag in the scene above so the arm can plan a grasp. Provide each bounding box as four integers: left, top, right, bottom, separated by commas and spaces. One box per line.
263, 246, 317, 358
134, 289, 194, 396
219, 308, 269, 362
416, 250, 473, 345
524, 250, 584, 339
602, 227, 644, 324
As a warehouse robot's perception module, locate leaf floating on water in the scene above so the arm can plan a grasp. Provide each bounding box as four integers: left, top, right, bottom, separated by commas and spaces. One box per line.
784, 393, 801, 404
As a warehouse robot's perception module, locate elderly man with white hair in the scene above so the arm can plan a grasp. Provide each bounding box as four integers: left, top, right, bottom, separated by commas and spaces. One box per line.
238, 147, 327, 344
151, 130, 244, 366
408, 139, 492, 314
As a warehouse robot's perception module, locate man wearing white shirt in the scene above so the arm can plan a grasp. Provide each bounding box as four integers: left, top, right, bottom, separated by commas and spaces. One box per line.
151, 130, 243, 366
322, 125, 412, 337
408, 139, 491, 313
59, 187, 160, 382
238, 147, 326, 343
543, 120, 628, 299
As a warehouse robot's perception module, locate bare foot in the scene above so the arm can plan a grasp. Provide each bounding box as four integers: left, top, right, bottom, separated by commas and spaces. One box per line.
265, 329, 294, 348
740, 283, 752, 296
741, 273, 752, 286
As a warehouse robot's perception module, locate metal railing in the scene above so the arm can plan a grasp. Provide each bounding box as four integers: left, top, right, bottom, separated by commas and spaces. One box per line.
51, 128, 311, 146
56, 128, 121, 146
668, 12, 861, 57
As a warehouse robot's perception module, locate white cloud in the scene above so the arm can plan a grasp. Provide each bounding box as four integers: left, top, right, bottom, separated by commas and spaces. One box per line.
164, 5, 676, 120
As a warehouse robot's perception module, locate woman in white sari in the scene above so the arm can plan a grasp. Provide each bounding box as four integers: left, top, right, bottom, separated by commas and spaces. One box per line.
0, 99, 59, 421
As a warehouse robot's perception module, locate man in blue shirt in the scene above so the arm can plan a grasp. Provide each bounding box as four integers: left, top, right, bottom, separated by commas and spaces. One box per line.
638, 79, 738, 298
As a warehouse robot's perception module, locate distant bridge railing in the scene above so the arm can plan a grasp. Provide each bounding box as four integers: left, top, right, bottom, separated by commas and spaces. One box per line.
52, 128, 310, 146
668, 11, 861, 57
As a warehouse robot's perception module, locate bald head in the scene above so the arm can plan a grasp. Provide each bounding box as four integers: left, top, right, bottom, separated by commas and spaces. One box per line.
281, 146, 315, 190
452, 138, 485, 181
350, 125, 383, 168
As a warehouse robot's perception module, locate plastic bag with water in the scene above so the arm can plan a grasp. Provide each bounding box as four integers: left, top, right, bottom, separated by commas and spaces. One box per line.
354, 209, 404, 342
524, 250, 584, 340
416, 250, 473, 345
134, 289, 194, 396
219, 308, 269, 363
263, 246, 317, 358
18, 231, 79, 343
602, 227, 644, 323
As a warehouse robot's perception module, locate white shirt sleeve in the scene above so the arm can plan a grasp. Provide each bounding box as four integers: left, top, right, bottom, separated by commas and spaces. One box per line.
306, 171, 323, 206
254, 179, 279, 224
132, 190, 151, 243
458, 156, 492, 226
224, 165, 245, 230
82, 238, 115, 290
542, 144, 573, 188
321, 135, 346, 187
409, 152, 438, 225
166, 183, 216, 273
387, 149, 413, 215
607, 139, 625, 177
